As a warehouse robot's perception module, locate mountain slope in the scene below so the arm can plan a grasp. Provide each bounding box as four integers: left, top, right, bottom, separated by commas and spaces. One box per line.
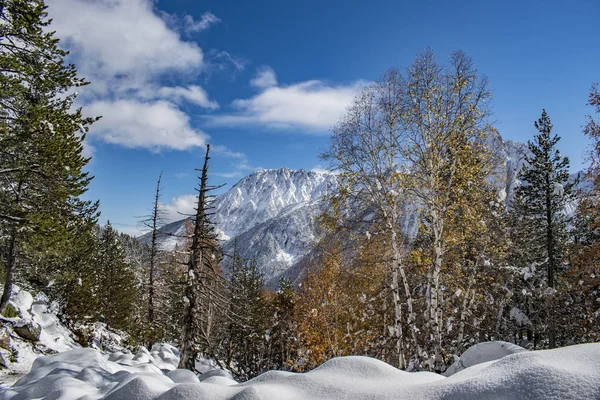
140, 168, 336, 284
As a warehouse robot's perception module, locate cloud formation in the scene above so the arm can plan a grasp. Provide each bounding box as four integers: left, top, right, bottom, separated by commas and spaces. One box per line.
49, 0, 203, 95
47, 0, 225, 151
184, 12, 221, 33
208, 67, 366, 132
85, 100, 208, 150
155, 86, 219, 110
250, 66, 278, 89
161, 194, 198, 223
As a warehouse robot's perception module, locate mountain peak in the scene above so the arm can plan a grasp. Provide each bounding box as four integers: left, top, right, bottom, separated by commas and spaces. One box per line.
213, 167, 336, 240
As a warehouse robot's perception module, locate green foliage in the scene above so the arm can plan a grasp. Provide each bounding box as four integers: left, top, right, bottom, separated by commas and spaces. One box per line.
0, 0, 100, 311
1, 303, 19, 319
224, 250, 270, 380
509, 110, 574, 348
267, 278, 297, 370
96, 223, 139, 330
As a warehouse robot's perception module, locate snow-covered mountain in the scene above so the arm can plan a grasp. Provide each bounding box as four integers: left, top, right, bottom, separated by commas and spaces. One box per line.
140, 133, 580, 287
212, 168, 335, 241
140, 168, 337, 286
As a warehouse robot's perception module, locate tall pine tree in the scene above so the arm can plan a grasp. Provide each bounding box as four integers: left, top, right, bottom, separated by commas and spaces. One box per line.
0, 0, 99, 312
513, 109, 574, 348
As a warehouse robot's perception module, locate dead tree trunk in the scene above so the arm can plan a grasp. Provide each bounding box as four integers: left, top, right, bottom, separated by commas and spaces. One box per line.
179, 145, 223, 371
147, 172, 163, 333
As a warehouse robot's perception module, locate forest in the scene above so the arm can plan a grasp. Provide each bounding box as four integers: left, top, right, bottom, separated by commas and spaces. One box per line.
1, 0, 599, 385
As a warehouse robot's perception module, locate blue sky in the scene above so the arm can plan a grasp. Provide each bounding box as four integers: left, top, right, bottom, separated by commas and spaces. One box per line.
47, 0, 599, 235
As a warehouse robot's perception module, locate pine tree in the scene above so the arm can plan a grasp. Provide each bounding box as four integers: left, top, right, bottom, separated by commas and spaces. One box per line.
513, 109, 574, 348
267, 278, 297, 371
50, 225, 102, 326
97, 222, 138, 330
0, 0, 99, 312
224, 254, 269, 380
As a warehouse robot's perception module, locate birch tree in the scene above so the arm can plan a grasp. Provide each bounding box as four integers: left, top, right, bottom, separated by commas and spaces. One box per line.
322, 70, 419, 368
399, 49, 495, 370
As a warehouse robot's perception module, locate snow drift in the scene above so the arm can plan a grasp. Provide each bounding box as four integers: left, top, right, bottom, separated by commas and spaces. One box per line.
0, 287, 80, 386
2, 342, 600, 399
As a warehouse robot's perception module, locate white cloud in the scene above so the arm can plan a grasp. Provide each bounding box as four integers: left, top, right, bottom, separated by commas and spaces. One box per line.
213, 171, 245, 179
111, 223, 145, 237
211, 145, 247, 159
311, 166, 340, 175
161, 194, 198, 223
49, 0, 203, 96
184, 12, 221, 33
250, 66, 278, 89
207, 72, 367, 132
311, 167, 329, 175
155, 86, 219, 110
46, 0, 235, 152
213, 161, 263, 179
85, 100, 208, 151
203, 50, 247, 80
81, 140, 95, 160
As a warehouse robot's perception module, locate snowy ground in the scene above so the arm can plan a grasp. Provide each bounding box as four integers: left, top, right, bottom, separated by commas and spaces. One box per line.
1, 343, 600, 399
2, 288, 600, 399
0, 286, 128, 387
0, 287, 80, 386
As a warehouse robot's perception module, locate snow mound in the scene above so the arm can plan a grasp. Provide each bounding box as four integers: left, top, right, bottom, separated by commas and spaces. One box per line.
0, 287, 80, 386
3, 343, 600, 399
444, 340, 527, 376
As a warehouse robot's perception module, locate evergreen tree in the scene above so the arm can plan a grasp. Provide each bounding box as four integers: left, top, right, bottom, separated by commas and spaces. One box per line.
513, 109, 574, 348
51, 225, 102, 326
224, 254, 268, 380
267, 278, 297, 371
0, 0, 99, 312
97, 222, 138, 330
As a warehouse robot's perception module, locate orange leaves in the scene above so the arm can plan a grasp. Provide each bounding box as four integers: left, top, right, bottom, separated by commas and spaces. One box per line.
293, 237, 390, 370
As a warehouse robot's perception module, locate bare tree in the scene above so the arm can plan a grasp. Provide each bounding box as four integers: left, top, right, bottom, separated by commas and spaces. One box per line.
321, 71, 420, 369
179, 145, 226, 371
141, 171, 164, 343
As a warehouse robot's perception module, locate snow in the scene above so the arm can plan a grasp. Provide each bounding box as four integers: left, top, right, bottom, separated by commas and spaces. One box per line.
3, 341, 600, 399
509, 307, 532, 327
139, 168, 336, 284
553, 182, 564, 197
0, 286, 80, 386
444, 341, 526, 376
274, 249, 294, 265
497, 188, 507, 203
2, 292, 599, 398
